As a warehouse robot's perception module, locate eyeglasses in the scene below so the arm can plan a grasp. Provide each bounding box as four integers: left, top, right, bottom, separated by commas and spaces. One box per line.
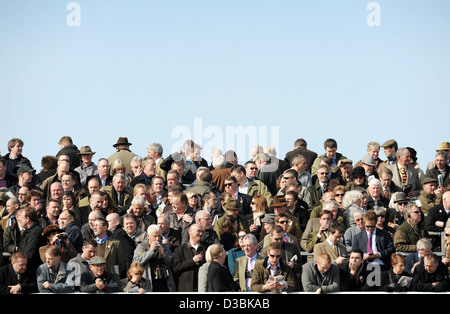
278, 220, 289, 224
335, 193, 345, 197
397, 202, 408, 206
224, 183, 234, 187
377, 215, 385, 218
365, 225, 376, 229
412, 210, 421, 214
283, 176, 293, 180
269, 254, 281, 258
251, 201, 255, 205
273, 237, 283, 241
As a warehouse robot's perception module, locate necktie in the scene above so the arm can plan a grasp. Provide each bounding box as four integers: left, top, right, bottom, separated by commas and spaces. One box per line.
246, 258, 254, 291
367, 232, 373, 254
384, 188, 389, 199
400, 167, 407, 185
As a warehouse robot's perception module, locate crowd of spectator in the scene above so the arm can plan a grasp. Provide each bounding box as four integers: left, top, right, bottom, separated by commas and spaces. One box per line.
0, 135, 449, 294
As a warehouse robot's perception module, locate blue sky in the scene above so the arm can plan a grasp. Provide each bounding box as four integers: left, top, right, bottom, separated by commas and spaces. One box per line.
1, 0, 449, 170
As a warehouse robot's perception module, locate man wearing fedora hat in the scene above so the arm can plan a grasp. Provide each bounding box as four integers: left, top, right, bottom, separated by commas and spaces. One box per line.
107, 137, 137, 176
426, 150, 450, 189
426, 142, 450, 171
213, 198, 249, 241
74, 146, 98, 187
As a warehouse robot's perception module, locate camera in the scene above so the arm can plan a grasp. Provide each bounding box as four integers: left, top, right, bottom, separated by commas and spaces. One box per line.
58, 234, 68, 240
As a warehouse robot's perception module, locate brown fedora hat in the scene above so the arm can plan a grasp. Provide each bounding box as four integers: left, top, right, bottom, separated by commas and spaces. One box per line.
77, 146, 96, 155
436, 142, 450, 152
271, 195, 288, 208
113, 137, 132, 147
223, 198, 242, 211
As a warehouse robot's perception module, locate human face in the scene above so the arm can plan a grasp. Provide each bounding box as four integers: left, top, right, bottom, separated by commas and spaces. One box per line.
98, 160, 109, 177
317, 168, 329, 184
367, 146, 380, 160
46, 201, 60, 219
436, 155, 447, 170
45, 253, 61, 268
245, 164, 258, 179
189, 225, 204, 243
88, 180, 100, 194
207, 193, 218, 209
61, 175, 74, 191
355, 214, 365, 229
276, 217, 290, 232
364, 220, 376, 233
148, 229, 162, 244
284, 194, 297, 209
353, 175, 365, 186
166, 173, 178, 187
132, 203, 145, 216
368, 184, 381, 198
423, 182, 436, 195
271, 232, 284, 245
317, 260, 331, 274
329, 230, 343, 244
224, 180, 238, 194
334, 190, 345, 205
380, 173, 392, 188
12, 257, 27, 274
30, 196, 42, 210
90, 264, 105, 277
383, 146, 396, 159
20, 172, 32, 185
123, 217, 137, 234
152, 178, 164, 194
113, 178, 125, 193
90, 194, 105, 211
81, 244, 97, 261
171, 164, 184, 179
51, 184, 63, 200
242, 238, 257, 257
409, 207, 422, 224
6, 199, 18, 214
58, 211, 70, 228
348, 252, 363, 270
325, 147, 337, 159
81, 154, 93, 166
62, 196, 73, 209
93, 220, 107, 237
144, 160, 156, 177
296, 158, 308, 173
319, 214, 332, 229
130, 161, 142, 176
398, 150, 411, 167
157, 217, 169, 233
171, 197, 186, 213
198, 213, 212, 229
10, 143, 23, 157
376, 212, 386, 227
424, 257, 438, 274
340, 163, 353, 178
268, 249, 281, 268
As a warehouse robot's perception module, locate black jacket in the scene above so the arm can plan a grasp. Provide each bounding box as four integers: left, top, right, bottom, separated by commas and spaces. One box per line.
207, 260, 239, 292
0, 263, 38, 294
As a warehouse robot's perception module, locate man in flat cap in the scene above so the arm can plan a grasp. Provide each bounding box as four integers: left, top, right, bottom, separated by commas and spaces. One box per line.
213, 198, 249, 240
74, 146, 98, 187
80, 255, 118, 293
107, 137, 137, 176
378, 139, 398, 169
426, 149, 450, 189
417, 177, 443, 214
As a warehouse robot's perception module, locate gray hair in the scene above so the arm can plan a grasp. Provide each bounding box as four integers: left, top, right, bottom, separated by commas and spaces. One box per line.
113, 173, 126, 182
243, 233, 258, 245
131, 195, 146, 207
396, 147, 409, 158
212, 154, 226, 168
368, 178, 381, 187
322, 200, 338, 211
130, 155, 143, 166
342, 190, 363, 209
147, 143, 163, 155
416, 238, 432, 250
147, 224, 161, 235
195, 210, 210, 223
